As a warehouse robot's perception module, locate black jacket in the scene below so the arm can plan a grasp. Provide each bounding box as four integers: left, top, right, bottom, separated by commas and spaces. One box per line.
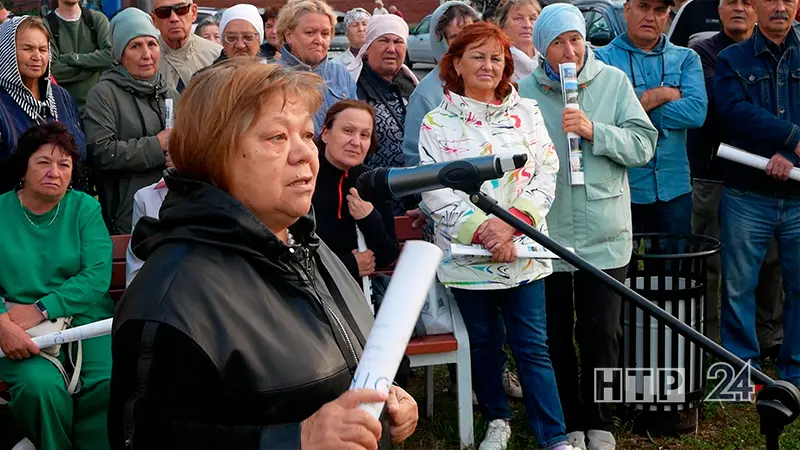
312, 152, 399, 280
687, 31, 736, 182
109, 173, 391, 449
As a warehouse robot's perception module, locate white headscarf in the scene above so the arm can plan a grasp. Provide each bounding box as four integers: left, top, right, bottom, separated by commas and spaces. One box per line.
220, 4, 265, 44
344, 14, 416, 83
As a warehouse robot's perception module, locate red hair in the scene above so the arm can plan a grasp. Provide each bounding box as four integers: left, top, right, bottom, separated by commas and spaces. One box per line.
439, 22, 516, 100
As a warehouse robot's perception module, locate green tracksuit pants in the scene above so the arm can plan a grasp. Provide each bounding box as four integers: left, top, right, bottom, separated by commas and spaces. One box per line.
0, 334, 111, 450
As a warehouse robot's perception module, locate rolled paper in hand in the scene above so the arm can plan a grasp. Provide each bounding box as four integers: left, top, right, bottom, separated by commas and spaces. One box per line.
356, 225, 373, 312
0, 318, 113, 358
717, 143, 800, 182
164, 99, 174, 129
560, 62, 584, 186
349, 241, 443, 419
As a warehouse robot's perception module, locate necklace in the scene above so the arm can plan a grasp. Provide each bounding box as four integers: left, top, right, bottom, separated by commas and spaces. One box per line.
286, 229, 296, 246
19, 196, 60, 229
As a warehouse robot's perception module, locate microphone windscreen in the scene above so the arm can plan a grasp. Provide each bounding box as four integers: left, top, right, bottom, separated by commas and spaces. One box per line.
355, 168, 391, 202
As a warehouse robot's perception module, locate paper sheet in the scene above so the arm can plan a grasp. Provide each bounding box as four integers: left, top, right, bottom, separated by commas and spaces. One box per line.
717, 143, 800, 182
349, 241, 443, 418
0, 318, 113, 358
450, 243, 571, 259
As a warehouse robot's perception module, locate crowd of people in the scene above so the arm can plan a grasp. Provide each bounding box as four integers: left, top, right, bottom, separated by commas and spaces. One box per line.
0, 0, 798, 449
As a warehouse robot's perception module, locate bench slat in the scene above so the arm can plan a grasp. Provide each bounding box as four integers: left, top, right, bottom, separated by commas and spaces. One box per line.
406, 334, 458, 355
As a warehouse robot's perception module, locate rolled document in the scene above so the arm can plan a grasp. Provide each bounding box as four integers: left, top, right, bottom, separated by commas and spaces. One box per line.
0, 318, 113, 358
349, 241, 443, 419
717, 143, 800, 182
560, 62, 584, 186
355, 225, 373, 312
164, 99, 174, 129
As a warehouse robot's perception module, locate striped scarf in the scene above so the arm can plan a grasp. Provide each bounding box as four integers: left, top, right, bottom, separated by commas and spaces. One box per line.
0, 16, 58, 122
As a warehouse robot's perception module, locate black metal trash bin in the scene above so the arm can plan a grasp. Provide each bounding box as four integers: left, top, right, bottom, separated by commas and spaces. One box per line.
622, 233, 722, 436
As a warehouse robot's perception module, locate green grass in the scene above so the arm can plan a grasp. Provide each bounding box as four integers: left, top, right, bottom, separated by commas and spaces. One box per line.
396, 361, 800, 449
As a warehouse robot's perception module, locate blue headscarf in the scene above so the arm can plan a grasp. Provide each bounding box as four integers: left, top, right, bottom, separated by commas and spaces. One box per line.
533, 4, 587, 81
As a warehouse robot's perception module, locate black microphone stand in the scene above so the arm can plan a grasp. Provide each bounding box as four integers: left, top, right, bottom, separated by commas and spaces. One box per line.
440, 171, 800, 450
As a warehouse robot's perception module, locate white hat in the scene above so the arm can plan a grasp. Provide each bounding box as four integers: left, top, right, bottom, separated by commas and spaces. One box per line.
220, 4, 265, 44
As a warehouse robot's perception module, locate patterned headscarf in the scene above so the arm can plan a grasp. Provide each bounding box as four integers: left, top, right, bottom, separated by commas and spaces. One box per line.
0, 16, 58, 122
344, 8, 371, 30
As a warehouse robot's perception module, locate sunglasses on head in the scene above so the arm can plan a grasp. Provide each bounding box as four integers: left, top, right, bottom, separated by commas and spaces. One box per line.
153, 3, 191, 19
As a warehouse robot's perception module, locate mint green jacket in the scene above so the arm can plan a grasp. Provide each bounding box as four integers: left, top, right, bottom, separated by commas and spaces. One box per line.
517, 49, 657, 272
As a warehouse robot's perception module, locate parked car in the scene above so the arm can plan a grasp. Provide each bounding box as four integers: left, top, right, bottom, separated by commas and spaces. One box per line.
330, 10, 349, 53
406, 14, 434, 68
192, 7, 223, 33
573, 0, 626, 48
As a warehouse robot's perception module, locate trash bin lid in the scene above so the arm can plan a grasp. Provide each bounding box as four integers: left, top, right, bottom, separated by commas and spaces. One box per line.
632, 233, 722, 260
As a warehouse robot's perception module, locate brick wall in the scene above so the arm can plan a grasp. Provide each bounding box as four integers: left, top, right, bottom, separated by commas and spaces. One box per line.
196, 0, 439, 24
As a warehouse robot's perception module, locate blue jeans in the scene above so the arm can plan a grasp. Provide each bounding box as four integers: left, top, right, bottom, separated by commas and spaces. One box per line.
720, 188, 800, 384
453, 280, 568, 449
632, 192, 693, 235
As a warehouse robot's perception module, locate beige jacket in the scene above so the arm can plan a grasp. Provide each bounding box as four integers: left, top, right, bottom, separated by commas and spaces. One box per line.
157, 33, 221, 91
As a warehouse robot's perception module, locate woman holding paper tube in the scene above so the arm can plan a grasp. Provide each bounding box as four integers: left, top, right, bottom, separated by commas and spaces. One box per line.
83, 8, 179, 235
0, 123, 115, 450
312, 99, 400, 283
419, 22, 578, 450
517, 4, 657, 448
111, 60, 417, 450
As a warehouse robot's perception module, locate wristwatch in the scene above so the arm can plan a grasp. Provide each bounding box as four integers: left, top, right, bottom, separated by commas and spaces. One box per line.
34, 300, 48, 320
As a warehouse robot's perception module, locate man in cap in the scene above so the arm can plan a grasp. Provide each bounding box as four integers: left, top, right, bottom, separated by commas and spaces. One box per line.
715, 0, 800, 388
687, 0, 784, 355
595, 0, 707, 236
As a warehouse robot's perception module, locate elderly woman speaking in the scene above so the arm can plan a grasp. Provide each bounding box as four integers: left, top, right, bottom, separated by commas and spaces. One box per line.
518, 4, 657, 449
109, 60, 418, 450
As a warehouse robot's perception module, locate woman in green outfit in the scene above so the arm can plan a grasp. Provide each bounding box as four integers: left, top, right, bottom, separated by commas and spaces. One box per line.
0, 122, 114, 450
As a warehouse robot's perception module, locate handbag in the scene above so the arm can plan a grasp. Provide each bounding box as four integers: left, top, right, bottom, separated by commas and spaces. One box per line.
3, 301, 82, 394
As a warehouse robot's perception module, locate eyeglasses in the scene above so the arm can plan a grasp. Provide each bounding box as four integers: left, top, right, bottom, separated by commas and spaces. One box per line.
223, 32, 259, 44
153, 3, 191, 19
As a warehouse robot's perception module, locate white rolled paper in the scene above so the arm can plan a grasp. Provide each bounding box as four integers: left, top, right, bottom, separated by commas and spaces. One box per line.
164, 99, 174, 129
450, 243, 572, 259
349, 240, 443, 419
0, 318, 113, 358
717, 143, 800, 182
355, 225, 373, 312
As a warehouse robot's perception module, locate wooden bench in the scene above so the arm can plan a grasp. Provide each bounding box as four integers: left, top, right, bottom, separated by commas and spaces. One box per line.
387, 216, 474, 449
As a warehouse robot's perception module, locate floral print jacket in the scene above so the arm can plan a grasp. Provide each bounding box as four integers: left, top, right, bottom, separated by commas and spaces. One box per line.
419, 87, 559, 290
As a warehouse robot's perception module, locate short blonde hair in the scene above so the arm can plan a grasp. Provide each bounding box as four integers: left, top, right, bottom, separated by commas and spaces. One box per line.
493, 0, 541, 29
275, 0, 336, 47
170, 60, 324, 191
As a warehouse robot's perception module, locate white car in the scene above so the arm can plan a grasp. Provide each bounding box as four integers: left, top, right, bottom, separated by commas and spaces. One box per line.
192, 7, 223, 33
405, 14, 435, 68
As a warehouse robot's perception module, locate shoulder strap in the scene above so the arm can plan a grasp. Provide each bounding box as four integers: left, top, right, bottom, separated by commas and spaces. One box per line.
81, 7, 98, 48
45, 11, 60, 43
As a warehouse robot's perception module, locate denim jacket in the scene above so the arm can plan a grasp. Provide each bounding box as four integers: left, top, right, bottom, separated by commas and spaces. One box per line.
278, 46, 357, 133
714, 27, 800, 198
596, 34, 707, 204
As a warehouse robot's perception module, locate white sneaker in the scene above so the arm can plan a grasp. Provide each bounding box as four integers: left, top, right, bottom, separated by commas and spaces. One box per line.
567, 431, 587, 450
12, 438, 35, 450
586, 430, 616, 450
478, 419, 511, 450
503, 369, 523, 398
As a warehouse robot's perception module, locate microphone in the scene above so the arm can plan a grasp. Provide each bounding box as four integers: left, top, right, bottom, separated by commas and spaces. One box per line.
356, 154, 528, 202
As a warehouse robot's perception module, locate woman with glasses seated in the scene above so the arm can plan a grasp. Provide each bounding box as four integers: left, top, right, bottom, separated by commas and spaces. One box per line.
83, 8, 179, 234
177, 4, 266, 92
